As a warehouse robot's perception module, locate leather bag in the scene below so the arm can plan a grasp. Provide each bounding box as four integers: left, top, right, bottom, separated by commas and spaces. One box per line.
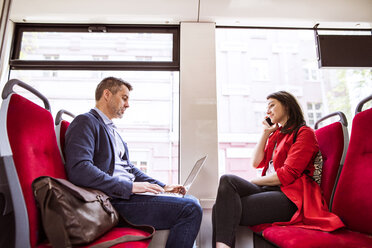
32, 176, 154, 248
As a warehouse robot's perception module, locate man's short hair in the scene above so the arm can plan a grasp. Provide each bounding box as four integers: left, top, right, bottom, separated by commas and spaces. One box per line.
95, 77, 133, 101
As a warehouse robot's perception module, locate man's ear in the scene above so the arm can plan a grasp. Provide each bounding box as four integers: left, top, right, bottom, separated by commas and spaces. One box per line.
103, 89, 111, 101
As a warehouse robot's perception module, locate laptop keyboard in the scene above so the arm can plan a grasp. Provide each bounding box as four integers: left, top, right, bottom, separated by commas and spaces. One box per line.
135, 192, 184, 197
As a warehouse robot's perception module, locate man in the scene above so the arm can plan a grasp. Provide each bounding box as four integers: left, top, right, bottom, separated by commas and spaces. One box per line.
64, 77, 202, 248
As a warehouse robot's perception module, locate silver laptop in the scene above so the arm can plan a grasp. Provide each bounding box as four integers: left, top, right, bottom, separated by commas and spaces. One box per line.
136, 155, 207, 197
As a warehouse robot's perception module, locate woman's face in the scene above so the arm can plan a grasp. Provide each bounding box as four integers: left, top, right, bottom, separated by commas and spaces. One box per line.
266, 98, 288, 126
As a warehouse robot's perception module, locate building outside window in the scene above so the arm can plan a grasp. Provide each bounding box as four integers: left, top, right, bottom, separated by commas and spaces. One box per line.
307, 102, 323, 126
216, 28, 372, 180
43, 54, 59, 77
303, 61, 320, 81
9, 24, 180, 185
251, 59, 270, 81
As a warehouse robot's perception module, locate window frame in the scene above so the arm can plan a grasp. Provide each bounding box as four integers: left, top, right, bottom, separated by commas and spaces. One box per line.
8, 23, 181, 184
10, 23, 180, 71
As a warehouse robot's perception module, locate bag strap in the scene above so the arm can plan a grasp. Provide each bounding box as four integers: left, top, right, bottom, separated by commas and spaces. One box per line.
292, 124, 306, 143
90, 216, 155, 248
291, 124, 322, 178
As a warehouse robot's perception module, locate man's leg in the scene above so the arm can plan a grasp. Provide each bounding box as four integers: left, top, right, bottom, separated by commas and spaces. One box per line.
111, 194, 202, 248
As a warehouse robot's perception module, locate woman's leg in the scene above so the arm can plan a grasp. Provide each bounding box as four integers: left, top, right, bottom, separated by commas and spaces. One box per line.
212, 175, 297, 248
212, 174, 264, 247
239, 187, 297, 226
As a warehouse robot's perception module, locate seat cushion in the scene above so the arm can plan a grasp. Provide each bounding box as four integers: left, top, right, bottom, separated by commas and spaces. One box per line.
37, 227, 152, 248
263, 226, 372, 248
248, 223, 271, 234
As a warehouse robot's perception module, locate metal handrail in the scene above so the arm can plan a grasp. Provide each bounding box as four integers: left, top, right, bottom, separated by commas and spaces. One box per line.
314, 111, 348, 130
1, 79, 51, 111
355, 94, 372, 115
55, 109, 76, 125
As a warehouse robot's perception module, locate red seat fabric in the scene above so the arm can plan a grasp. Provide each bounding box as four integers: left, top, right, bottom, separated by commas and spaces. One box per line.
7, 94, 67, 247
331, 108, 372, 234
315, 122, 346, 207
83, 228, 152, 248
5, 92, 152, 247
262, 226, 372, 248
37, 228, 152, 248
58, 119, 70, 159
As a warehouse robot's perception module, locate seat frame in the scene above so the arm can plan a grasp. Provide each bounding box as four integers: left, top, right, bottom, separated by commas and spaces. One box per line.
0, 79, 46, 247
314, 111, 349, 210
54, 109, 76, 163
0, 79, 154, 248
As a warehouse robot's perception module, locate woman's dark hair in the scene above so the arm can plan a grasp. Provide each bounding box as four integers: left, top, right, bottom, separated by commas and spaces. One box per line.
267, 91, 306, 134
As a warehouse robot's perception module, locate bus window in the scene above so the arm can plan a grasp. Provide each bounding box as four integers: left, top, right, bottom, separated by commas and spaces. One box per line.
216, 28, 372, 179
9, 25, 180, 185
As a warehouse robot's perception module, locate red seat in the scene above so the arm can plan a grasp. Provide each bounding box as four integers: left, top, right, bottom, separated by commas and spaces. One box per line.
0, 79, 152, 248
314, 112, 349, 208
262, 96, 372, 248
263, 226, 372, 248
54, 109, 75, 163
331, 102, 372, 234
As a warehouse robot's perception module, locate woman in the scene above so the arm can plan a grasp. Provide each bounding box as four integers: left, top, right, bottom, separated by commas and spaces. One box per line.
212, 91, 344, 248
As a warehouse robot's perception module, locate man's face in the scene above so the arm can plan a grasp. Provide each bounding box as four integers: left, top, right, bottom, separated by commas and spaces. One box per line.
106, 85, 130, 119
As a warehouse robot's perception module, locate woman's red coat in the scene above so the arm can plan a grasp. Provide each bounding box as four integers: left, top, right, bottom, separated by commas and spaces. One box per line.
258, 126, 344, 231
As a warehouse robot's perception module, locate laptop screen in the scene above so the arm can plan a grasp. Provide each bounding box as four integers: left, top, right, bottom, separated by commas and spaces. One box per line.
183, 155, 207, 190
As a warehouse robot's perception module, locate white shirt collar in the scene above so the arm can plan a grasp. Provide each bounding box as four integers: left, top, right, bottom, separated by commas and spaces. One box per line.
94, 107, 114, 126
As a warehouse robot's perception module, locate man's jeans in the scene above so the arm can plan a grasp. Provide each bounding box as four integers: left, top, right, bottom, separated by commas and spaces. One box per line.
111, 194, 203, 248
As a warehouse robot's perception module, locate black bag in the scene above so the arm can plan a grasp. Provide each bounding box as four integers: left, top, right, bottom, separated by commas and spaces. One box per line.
32, 176, 154, 248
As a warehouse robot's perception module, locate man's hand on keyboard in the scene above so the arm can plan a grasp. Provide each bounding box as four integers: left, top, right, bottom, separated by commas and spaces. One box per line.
164, 185, 187, 195
132, 182, 165, 194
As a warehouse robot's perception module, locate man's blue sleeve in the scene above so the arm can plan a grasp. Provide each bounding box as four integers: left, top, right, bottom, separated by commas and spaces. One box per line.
64, 115, 133, 199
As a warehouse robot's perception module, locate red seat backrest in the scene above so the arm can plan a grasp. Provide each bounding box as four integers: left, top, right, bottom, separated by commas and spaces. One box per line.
332, 107, 372, 234
59, 120, 70, 148
55, 109, 75, 162
58, 119, 70, 160
315, 122, 347, 207
6, 94, 66, 246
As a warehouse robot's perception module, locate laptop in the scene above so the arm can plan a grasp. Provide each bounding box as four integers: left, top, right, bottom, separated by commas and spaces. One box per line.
136, 155, 207, 198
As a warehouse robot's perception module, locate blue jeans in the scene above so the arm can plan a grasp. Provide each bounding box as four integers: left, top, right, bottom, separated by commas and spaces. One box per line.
111, 194, 203, 248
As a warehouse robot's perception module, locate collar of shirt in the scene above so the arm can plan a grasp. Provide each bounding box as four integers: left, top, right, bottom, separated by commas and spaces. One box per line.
94, 107, 128, 169
94, 107, 115, 128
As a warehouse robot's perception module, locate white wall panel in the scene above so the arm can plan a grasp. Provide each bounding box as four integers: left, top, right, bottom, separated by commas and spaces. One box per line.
180, 22, 219, 199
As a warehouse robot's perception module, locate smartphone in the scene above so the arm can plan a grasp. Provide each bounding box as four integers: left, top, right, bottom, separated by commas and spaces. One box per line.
265, 117, 274, 126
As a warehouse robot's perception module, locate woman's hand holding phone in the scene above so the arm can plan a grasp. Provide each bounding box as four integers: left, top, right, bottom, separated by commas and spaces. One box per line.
265, 117, 274, 126
263, 117, 278, 134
